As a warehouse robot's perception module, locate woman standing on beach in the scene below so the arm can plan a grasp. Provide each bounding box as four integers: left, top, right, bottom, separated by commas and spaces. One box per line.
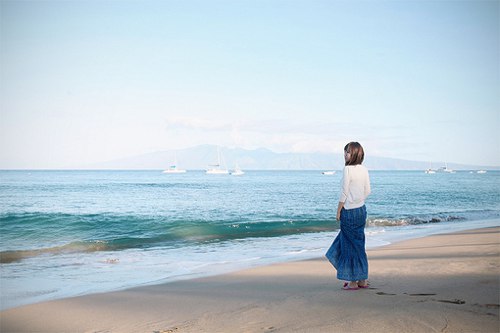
326, 142, 371, 290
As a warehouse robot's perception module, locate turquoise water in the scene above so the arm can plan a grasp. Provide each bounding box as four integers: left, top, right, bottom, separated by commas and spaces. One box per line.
1, 170, 499, 309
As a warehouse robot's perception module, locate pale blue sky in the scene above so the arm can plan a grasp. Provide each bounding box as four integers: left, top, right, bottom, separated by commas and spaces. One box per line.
1, 0, 498, 168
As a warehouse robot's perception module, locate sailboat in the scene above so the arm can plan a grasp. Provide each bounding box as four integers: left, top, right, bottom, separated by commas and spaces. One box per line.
437, 162, 455, 173
162, 152, 187, 174
230, 163, 245, 176
206, 147, 229, 175
162, 165, 186, 174
425, 162, 436, 174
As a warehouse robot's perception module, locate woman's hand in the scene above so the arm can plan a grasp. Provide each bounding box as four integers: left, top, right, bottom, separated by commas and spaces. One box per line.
336, 202, 344, 221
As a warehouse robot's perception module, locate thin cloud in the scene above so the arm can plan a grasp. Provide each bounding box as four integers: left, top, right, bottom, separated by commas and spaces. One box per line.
165, 116, 233, 131
163, 115, 430, 159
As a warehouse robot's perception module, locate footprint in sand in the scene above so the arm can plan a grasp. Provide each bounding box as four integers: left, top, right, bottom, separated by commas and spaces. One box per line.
484, 304, 500, 308
376, 292, 396, 296
376, 292, 466, 305
437, 299, 465, 304
405, 293, 466, 304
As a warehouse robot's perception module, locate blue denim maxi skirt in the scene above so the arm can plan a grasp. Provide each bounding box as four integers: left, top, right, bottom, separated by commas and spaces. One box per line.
325, 205, 368, 281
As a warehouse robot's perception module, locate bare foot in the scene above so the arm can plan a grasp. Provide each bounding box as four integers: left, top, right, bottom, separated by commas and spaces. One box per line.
358, 280, 369, 288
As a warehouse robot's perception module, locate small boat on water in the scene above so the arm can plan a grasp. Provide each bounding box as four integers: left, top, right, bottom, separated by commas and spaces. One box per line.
206, 147, 229, 175
162, 165, 187, 174
162, 152, 186, 174
425, 162, 436, 174
231, 163, 245, 176
206, 168, 229, 175
437, 163, 455, 173
477, 170, 487, 174
322, 171, 336, 175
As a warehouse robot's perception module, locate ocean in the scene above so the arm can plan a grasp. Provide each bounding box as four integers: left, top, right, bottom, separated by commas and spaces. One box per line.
1, 170, 499, 310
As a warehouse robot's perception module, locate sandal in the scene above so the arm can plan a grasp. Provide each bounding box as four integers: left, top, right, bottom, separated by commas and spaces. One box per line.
343, 282, 359, 290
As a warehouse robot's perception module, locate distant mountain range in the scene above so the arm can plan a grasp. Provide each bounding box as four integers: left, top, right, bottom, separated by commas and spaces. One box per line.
85, 145, 497, 171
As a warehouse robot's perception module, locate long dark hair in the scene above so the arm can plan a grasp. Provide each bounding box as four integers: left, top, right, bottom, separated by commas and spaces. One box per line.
345, 142, 365, 166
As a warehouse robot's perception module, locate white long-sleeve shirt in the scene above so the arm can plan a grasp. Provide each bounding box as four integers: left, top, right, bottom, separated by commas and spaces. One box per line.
339, 165, 371, 209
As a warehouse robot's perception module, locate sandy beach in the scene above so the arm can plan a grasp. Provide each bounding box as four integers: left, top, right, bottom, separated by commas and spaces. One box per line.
1, 226, 499, 333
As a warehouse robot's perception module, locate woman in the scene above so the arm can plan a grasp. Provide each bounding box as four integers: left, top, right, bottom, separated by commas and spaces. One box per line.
326, 142, 371, 290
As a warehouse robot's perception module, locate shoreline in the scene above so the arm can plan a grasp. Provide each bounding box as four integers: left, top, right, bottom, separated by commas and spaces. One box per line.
2, 226, 499, 332
2, 218, 498, 312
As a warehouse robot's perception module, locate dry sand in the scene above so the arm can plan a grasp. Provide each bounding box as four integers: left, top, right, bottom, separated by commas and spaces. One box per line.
1, 227, 499, 333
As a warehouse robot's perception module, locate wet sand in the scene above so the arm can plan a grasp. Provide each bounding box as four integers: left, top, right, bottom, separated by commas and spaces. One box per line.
1, 227, 499, 332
